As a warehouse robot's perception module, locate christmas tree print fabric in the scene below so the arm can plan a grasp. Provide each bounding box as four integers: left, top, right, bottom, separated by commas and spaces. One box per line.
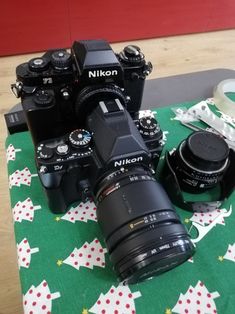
6, 100, 235, 314
171, 281, 220, 314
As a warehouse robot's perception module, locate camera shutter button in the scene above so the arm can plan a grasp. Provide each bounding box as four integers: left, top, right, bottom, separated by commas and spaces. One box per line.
56, 143, 70, 156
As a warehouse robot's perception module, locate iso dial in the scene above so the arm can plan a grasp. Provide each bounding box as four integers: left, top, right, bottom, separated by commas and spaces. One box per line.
139, 116, 159, 137
69, 129, 92, 148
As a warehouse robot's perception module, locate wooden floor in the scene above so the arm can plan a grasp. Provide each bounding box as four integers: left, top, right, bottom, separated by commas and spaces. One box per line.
0, 29, 235, 314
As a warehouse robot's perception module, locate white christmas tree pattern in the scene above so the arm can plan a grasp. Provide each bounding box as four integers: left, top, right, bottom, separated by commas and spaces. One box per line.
6, 144, 21, 162
171, 280, 220, 314
89, 284, 141, 314
9, 167, 38, 189
12, 197, 41, 223
190, 205, 228, 226
23, 280, 60, 314
61, 199, 97, 223
223, 243, 235, 263
62, 238, 107, 270
17, 238, 39, 269
190, 205, 232, 243
187, 256, 194, 263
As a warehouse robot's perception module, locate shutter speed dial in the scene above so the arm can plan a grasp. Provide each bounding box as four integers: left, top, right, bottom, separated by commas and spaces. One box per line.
51, 50, 72, 70
69, 129, 92, 148
139, 116, 159, 137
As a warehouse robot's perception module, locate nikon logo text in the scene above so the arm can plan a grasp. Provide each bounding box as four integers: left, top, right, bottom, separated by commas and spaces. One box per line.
114, 157, 143, 167
88, 69, 118, 78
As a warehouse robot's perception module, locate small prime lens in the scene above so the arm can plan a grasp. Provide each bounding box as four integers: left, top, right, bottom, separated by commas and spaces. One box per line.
172, 131, 230, 193
95, 167, 194, 284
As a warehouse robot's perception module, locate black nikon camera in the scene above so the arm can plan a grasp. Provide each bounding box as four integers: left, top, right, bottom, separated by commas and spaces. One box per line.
12, 40, 194, 283
12, 40, 153, 144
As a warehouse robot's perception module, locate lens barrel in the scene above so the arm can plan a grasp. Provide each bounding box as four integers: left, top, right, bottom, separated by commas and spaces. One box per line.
172, 131, 230, 193
95, 167, 194, 284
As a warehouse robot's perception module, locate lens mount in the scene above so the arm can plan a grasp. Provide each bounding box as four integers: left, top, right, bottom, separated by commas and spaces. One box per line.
75, 84, 127, 125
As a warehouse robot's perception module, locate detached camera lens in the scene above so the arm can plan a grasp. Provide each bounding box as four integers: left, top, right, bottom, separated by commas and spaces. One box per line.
172, 131, 230, 193
95, 167, 194, 284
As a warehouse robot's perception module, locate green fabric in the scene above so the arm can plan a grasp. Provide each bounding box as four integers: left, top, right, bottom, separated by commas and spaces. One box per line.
6, 100, 235, 314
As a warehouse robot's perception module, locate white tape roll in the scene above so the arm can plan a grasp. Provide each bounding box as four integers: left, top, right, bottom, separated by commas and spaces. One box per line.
213, 79, 235, 118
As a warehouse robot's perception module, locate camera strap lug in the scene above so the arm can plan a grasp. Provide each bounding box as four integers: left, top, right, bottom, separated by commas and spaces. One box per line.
11, 81, 23, 98
143, 62, 153, 76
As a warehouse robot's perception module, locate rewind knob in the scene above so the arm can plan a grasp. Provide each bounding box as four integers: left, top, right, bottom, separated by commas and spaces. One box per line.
119, 45, 144, 63
69, 129, 92, 148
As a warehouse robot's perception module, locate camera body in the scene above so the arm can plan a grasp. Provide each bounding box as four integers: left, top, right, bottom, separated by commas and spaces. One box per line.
13, 39, 162, 214
36, 99, 163, 213
12, 40, 195, 283
13, 40, 152, 145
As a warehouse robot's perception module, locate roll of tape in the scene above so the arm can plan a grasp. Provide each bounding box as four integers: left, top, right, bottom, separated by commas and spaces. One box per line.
213, 79, 235, 118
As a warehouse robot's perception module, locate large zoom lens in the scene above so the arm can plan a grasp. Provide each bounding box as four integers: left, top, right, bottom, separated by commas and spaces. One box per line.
172, 131, 230, 193
95, 167, 194, 284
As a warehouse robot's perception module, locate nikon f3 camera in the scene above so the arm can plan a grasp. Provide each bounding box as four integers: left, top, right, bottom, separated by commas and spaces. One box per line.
12, 39, 194, 283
